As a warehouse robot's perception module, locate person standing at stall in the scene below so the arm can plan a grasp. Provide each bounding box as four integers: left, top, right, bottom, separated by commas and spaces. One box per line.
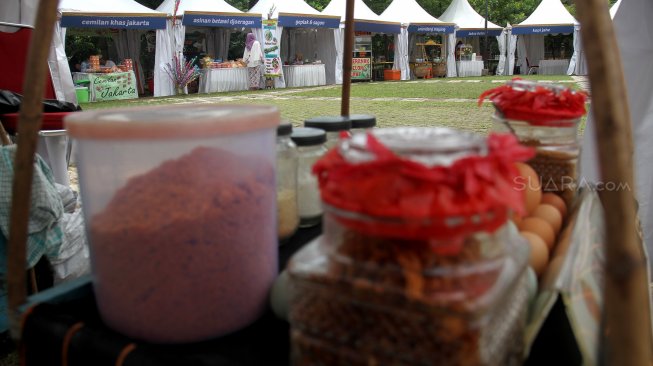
243, 33, 264, 91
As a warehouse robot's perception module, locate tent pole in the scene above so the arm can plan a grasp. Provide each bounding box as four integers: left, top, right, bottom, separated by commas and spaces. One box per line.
574, 0, 653, 364
341, 0, 355, 117
7, 0, 60, 340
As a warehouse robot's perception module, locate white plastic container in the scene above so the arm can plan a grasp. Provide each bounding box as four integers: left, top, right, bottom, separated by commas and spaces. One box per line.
65, 104, 280, 343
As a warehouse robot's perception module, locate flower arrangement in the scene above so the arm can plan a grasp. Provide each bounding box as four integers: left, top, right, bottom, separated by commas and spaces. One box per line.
163, 54, 200, 94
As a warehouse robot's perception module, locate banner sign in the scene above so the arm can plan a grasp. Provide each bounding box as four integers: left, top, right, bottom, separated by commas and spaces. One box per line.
407, 24, 455, 34
457, 29, 503, 37
89, 72, 138, 102
263, 20, 281, 77
511, 25, 575, 35
278, 14, 340, 29
61, 14, 166, 29
182, 12, 261, 28
351, 57, 371, 80
354, 21, 401, 34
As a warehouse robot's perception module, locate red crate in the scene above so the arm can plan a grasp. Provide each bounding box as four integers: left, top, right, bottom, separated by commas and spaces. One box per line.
384, 69, 401, 80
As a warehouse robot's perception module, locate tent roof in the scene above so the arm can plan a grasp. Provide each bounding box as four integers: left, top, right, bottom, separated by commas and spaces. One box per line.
156, 0, 241, 15
439, 0, 501, 29
517, 0, 577, 26
58, 0, 163, 14
610, 0, 622, 18
249, 0, 321, 18
321, 0, 381, 22
378, 0, 447, 24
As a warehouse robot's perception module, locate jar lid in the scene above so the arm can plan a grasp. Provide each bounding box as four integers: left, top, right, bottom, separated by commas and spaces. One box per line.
349, 114, 376, 129
277, 121, 293, 136
291, 127, 326, 146
65, 104, 280, 140
304, 116, 351, 132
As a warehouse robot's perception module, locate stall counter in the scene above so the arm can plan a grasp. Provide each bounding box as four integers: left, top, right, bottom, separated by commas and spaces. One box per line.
282, 64, 326, 88
199, 68, 248, 93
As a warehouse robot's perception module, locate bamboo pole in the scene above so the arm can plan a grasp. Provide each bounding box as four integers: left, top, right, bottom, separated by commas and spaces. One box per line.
7, 0, 60, 340
573, 0, 653, 364
340, 0, 355, 117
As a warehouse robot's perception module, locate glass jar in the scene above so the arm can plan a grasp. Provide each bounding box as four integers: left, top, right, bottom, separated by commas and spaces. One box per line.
276, 122, 299, 242
288, 128, 530, 365
291, 127, 328, 227
303, 116, 351, 149
349, 114, 376, 134
487, 80, 585, 207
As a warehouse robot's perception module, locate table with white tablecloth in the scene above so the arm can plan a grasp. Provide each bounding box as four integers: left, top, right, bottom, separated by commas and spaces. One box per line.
538, 59, 570, 75
199, 68, 248, 93
456, 60, 484, 77
282, 64, 326, 88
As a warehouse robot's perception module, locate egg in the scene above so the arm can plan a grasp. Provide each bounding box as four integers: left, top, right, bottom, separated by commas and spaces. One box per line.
519, 217, 556, 250
521, 231, 549, 276
532, 204, 563, 234
510, 211, 523, 226
515, 163, 541, 215
541, 193, 568, 218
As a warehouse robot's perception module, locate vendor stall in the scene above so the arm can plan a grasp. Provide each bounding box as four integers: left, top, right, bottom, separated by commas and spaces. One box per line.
154, 0, 262, 96
508, 0, 578, 76
379, 0, 456, 80
249, 0, 341, 88
439, 0, 505, 76
58, 0, 167, 98
283, 64, 326, 87
321, 0, 401, 84
198, 66, 248, 93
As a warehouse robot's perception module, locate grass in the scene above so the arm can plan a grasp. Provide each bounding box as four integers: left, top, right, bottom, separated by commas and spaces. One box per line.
77, 75, 583, 136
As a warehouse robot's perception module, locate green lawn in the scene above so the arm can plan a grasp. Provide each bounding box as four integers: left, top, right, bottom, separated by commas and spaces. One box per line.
77, 75, 583, 136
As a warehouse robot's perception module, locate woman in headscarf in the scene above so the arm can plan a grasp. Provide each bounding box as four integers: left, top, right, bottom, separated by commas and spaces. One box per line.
243, 33, 264, 90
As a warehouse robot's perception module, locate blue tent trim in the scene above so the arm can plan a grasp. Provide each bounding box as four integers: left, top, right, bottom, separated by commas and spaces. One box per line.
61, 14, 167, 29
278, 14, 340, 29
182, 12, 262, 28
354, 20, 401, 34
457, 28, 503, 37
511, 25, 574, 35
407, 24, 455, 34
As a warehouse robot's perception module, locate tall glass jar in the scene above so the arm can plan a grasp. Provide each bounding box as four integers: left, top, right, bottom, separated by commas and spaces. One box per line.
288, 128, 530, 365
486, 80, 586, 207
276, 122, 299, 242
303, 116, 351, 149
291, 127, 328, 227
349, 114, 376, 134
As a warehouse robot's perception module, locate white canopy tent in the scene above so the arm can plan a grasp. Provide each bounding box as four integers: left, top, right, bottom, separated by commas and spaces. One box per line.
249, 0, 341, 87
581, 0, 653, 270
610, 0, 622, 18
155, 0, 261, 96
439, 0, 505, 75
58, 0, 167, 97
379, 0, 457, 79
508, 0, 579, 75
322, 0, 401, 84
1, 0, 75, 103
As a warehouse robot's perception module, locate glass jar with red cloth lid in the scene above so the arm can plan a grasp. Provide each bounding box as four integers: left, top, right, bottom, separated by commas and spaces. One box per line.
480, 79, 588, 206
287, 128, 534, 366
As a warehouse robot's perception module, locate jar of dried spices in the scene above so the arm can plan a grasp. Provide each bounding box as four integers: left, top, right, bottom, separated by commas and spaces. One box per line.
303, 115, 351, 149
480, 79, 588, 206
291, 127, 328, 227
288, 128, 534, 366
276, 121, 299, 242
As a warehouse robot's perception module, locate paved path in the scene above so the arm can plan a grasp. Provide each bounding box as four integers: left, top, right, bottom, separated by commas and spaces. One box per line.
146, 77, 587, 105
